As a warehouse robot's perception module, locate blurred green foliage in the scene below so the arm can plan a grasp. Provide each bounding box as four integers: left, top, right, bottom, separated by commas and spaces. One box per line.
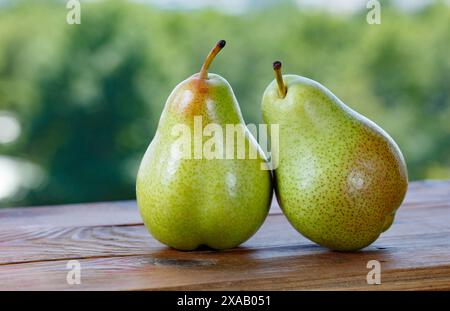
0, 0, 449, 207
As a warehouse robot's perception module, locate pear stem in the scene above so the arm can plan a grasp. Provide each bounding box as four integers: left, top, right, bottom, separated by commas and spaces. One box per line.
199, 40, 226, 80
273, 61, 287, 98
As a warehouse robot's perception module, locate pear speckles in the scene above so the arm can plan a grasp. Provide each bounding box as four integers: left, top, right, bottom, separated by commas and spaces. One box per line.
262, 74, 408, 251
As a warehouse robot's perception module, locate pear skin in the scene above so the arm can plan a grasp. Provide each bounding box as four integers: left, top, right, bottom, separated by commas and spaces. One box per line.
136, 41, 272, 250
262, 61, 408, 251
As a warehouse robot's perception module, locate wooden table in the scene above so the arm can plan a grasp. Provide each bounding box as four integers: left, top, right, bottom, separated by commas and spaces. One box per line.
0, 180, 449, 291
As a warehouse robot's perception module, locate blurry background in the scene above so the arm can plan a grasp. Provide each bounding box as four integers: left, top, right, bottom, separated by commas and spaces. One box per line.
0, 0, 449, 208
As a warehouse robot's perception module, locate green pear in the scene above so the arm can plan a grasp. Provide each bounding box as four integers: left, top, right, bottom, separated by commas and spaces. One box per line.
262, 61, 408, 251
136, 41, 272, 250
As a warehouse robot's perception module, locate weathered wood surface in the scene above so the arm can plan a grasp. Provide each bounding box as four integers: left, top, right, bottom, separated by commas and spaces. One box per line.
0, 180, 449, 290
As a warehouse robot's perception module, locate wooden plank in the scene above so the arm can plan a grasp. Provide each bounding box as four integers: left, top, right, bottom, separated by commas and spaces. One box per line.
0, 201, 141, 229
1, 230, 450, 290
0, 201, 449, 265
404, 179, 450, 203
0, 180, 449, 290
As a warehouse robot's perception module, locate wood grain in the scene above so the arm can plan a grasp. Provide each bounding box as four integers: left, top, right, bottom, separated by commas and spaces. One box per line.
0, 180, 449, 290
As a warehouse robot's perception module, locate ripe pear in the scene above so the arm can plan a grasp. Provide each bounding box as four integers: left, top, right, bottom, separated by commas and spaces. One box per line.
136, 41, 272, 250
262, 61, 408, 251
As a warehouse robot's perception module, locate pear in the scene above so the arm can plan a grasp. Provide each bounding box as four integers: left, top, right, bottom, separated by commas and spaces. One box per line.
136, 41, 272, 250
262, 61, 408, 251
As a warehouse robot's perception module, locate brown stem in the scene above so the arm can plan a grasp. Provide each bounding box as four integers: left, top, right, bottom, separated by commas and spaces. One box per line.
273, 61, 287, 98
199, 40, 226, 80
